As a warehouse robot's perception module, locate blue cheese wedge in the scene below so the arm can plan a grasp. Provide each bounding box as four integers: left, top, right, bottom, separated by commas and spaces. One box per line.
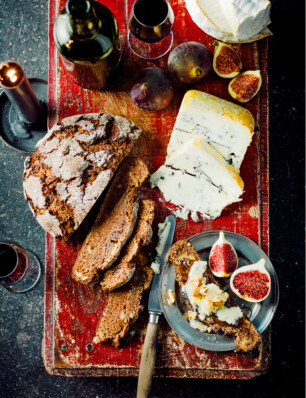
166, 90, 254, 172
151, 137, 244, 220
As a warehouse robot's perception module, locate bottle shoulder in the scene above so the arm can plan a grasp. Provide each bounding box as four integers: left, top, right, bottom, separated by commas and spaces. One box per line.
54, 2, 119, 62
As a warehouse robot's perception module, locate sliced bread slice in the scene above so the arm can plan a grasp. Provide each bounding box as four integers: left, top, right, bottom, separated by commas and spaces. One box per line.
93, 261, 154, 348
72, 157, 149, 284
168, 240, 261, 352
100, 200, 155, 292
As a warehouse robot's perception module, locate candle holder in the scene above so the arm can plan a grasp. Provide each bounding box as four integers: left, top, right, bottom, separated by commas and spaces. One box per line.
0, 61, 47, 153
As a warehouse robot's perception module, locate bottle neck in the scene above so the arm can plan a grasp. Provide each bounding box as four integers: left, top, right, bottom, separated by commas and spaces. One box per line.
66, 0, 101, 39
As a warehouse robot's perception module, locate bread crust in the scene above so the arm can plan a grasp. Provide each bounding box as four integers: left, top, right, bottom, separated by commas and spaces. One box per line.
23, 113, 142, 240
72, 157, 149, 284
100, 200, 155, 292
93, 259, 154, 348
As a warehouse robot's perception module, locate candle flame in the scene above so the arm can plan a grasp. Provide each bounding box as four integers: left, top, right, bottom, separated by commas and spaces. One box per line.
7, 69, 18, 83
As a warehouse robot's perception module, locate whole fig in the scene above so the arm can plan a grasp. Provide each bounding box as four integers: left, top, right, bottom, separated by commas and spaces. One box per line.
168, 41, 212, 84
130, 67, 173, 111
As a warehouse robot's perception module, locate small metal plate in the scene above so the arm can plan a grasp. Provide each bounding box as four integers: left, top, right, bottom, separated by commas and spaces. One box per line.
159, 231, 279, 352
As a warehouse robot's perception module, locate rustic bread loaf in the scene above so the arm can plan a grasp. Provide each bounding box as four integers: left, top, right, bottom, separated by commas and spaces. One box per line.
23, 113, 142, 240
72, 157, 149, 284
100, 200, 155, 292
93, 261, 154, 348
168, 240, 261, 352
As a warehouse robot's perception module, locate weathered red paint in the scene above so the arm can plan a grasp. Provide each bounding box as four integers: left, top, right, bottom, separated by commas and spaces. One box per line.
44, 0, 270, 377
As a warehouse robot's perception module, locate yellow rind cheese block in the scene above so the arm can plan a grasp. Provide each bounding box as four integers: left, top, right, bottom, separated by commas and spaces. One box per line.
166, 90, 255, 172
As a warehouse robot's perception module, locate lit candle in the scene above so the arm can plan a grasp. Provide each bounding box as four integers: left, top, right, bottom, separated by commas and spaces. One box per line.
0, 61, 42, 124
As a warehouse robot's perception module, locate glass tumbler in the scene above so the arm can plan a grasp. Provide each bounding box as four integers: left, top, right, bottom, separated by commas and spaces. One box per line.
0, 241, 41, 293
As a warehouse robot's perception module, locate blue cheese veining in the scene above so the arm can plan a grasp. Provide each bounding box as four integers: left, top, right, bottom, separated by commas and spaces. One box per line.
151, 137, 244, 220
166, 90, 254, 172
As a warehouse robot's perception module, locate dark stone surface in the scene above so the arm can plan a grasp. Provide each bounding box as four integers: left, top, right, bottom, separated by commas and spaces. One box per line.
0, 0, 304, 397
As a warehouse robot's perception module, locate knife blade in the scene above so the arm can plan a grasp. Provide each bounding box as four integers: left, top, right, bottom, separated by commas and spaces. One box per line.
148, 215, 176, 315
137, 215, 176, 398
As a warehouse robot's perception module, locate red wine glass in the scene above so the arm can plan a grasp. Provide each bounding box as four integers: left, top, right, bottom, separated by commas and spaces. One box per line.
0, 241, 41, 293
128, 0, 174, 60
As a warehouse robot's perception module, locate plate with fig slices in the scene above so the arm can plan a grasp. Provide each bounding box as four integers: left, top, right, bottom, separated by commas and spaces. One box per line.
159, 231, 279, 352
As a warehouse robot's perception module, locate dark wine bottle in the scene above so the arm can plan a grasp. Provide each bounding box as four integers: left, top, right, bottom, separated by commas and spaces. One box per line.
54, 0, 121, 90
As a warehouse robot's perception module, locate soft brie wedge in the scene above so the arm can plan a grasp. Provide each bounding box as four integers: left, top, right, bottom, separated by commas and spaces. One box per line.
151, 137, 244, 220
185, 0, 272, 43
167, 90, 254, 172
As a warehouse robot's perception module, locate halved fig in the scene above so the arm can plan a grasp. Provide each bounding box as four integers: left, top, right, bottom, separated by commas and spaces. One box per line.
213, 41, 242, 78
228, 70, 262, 103
209, 231, 238, 277
230, 258, 271, 302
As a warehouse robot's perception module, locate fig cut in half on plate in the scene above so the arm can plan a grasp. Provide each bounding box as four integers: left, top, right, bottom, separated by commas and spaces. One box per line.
230, 258, 271, 302
228, 70, 262, 103
212, 41, 242, 78
209, 231, 238, 277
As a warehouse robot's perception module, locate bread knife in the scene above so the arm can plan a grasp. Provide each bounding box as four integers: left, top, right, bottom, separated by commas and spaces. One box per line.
137, 215, 176, 398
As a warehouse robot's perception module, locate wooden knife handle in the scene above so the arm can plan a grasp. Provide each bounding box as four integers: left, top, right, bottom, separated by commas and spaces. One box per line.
137, 314, 160, 398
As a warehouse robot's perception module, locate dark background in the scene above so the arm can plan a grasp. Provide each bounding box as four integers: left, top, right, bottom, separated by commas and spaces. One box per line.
0, 0, 304, 397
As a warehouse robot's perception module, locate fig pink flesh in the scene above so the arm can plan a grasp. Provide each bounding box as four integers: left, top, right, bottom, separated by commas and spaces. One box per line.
232, 270, 270, 300
210, 244, 237, 275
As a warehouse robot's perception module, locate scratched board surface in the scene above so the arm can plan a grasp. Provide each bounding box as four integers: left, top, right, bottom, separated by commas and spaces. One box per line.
44, 0, 270, 377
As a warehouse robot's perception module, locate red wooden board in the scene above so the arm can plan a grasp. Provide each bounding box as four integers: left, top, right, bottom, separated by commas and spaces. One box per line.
44, 0, 270, 377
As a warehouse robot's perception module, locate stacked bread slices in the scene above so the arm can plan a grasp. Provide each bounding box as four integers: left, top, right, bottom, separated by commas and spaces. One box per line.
72, 157, 155, 347
150, 90, 255, 221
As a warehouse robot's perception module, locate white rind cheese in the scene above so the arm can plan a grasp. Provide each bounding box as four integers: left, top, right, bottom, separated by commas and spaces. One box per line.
151, 137, 244, 220
167, 90, 254, 172
219, 0, 271, 41
185, 0, 272, 43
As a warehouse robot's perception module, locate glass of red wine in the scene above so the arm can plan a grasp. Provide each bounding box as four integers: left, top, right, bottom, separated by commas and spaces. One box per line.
0, 241, 41, 293
128, 0, 174, 60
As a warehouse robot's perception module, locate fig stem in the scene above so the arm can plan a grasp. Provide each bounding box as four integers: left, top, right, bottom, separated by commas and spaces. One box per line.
141, 83, 148, 90
191, 67, 202, 77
